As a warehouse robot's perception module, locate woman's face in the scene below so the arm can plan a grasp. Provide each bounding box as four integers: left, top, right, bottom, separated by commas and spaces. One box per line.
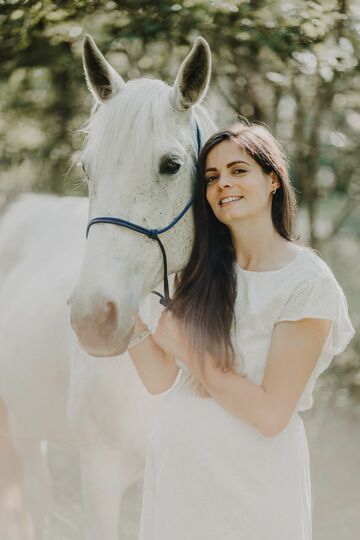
204, 140, 279, 226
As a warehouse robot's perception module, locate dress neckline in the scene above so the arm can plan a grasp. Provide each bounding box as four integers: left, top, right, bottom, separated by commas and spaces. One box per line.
235, 247, 307, 276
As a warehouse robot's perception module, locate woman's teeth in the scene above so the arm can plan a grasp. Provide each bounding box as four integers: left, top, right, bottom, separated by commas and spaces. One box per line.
220, 196, 243, 206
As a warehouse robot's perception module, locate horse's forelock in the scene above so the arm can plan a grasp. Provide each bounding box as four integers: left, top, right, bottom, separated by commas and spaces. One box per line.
81, 80, 180, 171
79, 78, 215, 179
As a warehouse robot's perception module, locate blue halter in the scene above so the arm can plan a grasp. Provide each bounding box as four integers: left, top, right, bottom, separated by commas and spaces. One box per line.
86, 121, 202, 307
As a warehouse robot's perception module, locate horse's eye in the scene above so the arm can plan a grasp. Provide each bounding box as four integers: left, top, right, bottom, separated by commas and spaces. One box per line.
159, 156, 182, 175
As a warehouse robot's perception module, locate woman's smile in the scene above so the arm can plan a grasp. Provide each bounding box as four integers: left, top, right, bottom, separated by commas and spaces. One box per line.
219, 195, 244, 207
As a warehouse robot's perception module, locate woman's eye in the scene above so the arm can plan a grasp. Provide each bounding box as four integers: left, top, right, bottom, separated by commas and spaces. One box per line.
206, 175, 218, 184
233, 168, 246, 174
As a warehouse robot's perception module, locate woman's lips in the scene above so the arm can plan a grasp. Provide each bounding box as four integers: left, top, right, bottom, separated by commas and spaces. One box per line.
219, 197, 244, 207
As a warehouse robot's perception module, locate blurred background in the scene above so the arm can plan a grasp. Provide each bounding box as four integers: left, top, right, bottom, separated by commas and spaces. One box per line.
0, 1, 359, 539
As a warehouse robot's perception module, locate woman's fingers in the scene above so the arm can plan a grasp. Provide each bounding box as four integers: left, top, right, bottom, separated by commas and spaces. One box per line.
153, 315, 175, 355
153, 310, 186, 358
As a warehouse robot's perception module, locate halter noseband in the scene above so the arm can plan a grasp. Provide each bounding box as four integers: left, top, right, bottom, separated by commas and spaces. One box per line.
86, 121, 202, 308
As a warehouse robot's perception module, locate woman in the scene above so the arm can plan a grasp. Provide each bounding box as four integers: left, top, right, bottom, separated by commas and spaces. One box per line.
128, 121, 355, 540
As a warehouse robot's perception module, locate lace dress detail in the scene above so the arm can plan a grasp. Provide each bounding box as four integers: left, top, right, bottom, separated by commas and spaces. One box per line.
276, 273, 354, 357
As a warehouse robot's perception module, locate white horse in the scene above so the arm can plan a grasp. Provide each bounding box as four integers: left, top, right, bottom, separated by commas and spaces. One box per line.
69, 34, 215, 539
0, 35, 216, 539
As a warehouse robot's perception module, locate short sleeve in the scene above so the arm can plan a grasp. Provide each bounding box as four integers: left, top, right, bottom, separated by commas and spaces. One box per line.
276, 273, 355, 357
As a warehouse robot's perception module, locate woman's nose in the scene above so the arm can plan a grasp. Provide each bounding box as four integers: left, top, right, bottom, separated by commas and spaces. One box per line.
217, 174, 233, 189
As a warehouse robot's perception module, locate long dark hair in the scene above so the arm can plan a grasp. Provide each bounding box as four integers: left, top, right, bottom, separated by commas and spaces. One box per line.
167, 120, 297, 374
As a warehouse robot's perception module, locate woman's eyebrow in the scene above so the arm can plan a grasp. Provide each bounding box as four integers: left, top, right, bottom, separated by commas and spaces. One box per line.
226, 160, 250, 168
205, 160, 250, 173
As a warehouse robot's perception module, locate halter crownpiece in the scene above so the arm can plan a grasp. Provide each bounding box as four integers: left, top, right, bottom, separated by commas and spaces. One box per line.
86, 120, 202, 307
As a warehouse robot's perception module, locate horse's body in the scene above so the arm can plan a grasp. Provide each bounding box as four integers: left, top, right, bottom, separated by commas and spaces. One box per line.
0, 192, 168, 539
0, 194, 86, 442
0, 36, 216, 539
0, 194, 86, 538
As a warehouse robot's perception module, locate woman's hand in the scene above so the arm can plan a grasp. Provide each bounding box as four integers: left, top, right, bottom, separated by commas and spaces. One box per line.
152, 310, 190, 360
153, 310, 212, 398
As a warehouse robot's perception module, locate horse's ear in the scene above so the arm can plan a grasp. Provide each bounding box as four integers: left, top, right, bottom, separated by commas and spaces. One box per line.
82, 34, 125, 102
171, 37, 211, 111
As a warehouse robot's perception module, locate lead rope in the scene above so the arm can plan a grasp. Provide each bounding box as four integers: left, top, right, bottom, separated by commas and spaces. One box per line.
150, 236, 170, 307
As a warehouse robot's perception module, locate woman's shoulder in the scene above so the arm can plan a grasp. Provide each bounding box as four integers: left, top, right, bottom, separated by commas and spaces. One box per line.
275, 245, 349, 317
290, 245, 339, 285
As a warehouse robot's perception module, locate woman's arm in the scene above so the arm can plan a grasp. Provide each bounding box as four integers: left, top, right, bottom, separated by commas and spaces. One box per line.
189, 318, 332, 437
128, 313, 180, 395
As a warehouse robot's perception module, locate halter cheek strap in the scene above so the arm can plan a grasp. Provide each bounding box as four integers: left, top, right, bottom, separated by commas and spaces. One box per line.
86, 121, 202, 307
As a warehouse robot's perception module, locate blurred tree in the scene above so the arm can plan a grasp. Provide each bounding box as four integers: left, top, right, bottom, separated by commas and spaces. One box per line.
0, 1, 100, 193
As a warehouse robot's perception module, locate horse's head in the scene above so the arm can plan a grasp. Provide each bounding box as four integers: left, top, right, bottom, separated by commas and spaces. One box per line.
70, 35, 216, 357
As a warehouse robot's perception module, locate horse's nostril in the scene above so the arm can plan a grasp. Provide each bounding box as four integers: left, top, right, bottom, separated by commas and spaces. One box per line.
70, 298, 119, 343
104, 301, 117, 325
98, 301, 118, 336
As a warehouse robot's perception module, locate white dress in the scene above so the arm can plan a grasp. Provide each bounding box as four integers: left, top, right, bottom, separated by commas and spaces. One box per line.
138, 247, 355, 540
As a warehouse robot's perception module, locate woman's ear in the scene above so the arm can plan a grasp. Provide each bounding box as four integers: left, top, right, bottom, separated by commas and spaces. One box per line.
270, 171, 280, 190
